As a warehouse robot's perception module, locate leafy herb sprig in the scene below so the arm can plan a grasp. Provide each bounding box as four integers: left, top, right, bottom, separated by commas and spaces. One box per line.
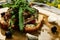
2, 0, 36, 31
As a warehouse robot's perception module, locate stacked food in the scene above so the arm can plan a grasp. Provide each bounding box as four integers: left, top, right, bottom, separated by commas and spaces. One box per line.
0, 0, 60, 33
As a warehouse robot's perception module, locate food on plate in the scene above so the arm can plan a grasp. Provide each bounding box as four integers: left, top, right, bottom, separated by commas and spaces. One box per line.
5, 31, 12, 38
0, 7, 43, 32
25, 14, 43, 32
51, 26, 57, 34
1, 1, 60, 32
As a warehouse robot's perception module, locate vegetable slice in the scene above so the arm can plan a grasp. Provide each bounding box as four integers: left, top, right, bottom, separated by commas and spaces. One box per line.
19, 7, 24, 31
